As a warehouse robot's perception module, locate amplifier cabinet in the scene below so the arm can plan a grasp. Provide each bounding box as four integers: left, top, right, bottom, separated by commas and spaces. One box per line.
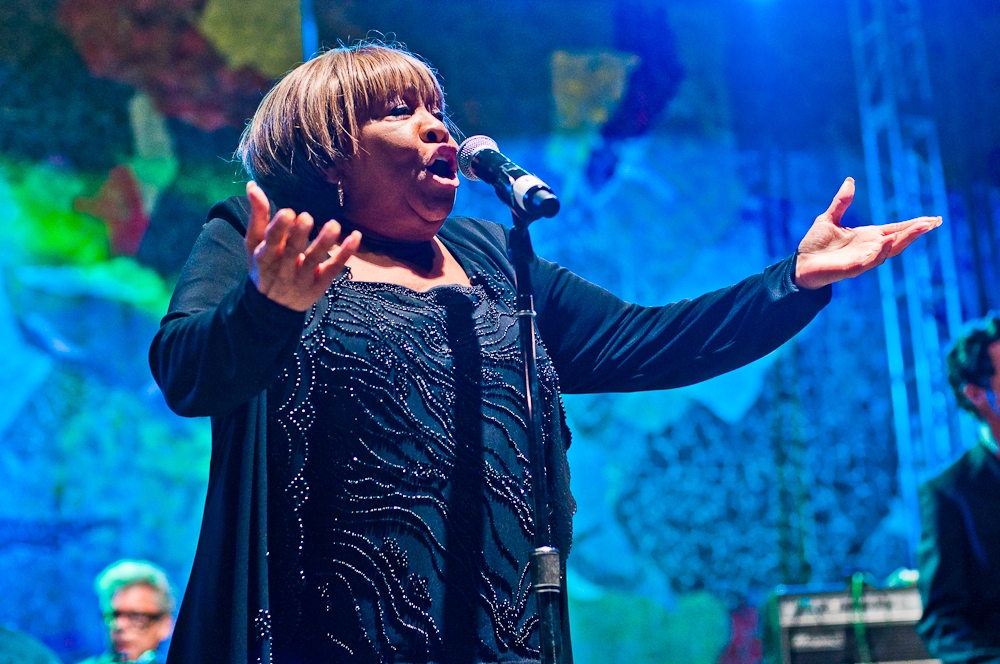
763, 585, 940, 664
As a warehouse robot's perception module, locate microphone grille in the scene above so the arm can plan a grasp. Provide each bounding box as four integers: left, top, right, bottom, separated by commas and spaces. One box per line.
457, 135, 499, 181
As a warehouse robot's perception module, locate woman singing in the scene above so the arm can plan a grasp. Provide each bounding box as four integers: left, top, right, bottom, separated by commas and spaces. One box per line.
149, 41, 939, 664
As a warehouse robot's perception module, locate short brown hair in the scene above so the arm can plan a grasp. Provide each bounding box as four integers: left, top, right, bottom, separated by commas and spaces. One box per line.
237, 40, 448, 222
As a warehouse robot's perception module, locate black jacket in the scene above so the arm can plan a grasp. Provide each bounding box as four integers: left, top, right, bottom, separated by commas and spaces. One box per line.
917, 441, 1000, 663
149, 196, 831, 663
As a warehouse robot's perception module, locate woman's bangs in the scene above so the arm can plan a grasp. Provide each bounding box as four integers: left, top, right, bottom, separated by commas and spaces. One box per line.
358, 51, 445, 118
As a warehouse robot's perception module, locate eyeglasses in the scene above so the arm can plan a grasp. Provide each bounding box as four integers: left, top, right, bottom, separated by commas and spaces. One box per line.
103, 611, 166, 630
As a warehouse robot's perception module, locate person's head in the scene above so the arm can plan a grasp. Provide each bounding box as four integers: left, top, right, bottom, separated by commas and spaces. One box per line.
95, 560, 175, 662
238, 39, 460, 241
947, 314, 1000, 422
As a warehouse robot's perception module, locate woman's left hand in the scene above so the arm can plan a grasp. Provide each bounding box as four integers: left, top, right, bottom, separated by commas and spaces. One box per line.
794, 177, 942, 290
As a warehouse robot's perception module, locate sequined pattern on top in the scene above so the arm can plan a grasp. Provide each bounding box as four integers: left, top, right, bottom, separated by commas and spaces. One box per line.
265, 269, 561, 664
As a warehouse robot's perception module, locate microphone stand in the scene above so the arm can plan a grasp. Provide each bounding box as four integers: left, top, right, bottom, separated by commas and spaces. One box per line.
507, 206, 566, 664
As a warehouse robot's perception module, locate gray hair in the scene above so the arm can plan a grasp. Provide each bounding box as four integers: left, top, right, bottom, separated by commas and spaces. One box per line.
94, 559, 175, 615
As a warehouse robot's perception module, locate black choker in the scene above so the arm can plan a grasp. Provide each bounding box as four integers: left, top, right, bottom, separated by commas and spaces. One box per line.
359, 235, 437, 270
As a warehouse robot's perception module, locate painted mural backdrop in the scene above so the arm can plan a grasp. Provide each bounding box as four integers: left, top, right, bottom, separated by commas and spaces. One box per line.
0, 1, 987, 662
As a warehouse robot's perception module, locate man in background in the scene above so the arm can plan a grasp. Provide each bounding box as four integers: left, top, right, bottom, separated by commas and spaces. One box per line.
917, 314, 1000, 663
78, 560, 174, 664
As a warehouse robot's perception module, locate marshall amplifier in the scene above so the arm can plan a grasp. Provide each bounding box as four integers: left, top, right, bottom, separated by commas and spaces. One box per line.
763, 583, 940, 664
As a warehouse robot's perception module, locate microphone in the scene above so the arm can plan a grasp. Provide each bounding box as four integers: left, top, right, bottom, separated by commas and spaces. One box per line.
458, 136, 560, 219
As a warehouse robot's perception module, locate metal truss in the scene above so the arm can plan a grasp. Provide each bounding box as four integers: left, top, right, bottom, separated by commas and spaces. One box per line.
847, 0, 968, 561
301, 0, 319, 61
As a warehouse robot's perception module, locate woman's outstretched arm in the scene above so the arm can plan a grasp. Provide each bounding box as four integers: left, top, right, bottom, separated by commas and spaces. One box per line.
534, 176, 939, 394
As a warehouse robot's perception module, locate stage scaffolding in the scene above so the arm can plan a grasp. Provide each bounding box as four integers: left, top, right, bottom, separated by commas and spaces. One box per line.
847, 0, 971, 563
301, 0, 319, 61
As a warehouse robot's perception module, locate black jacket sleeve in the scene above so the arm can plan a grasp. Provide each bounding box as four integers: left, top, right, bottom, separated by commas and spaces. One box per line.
149, 201, 306, 418
531, 252, 831, 394
917, 479, 1000, 663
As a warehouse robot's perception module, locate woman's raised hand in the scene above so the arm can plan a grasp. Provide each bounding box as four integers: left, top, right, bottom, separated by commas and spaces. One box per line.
245, 181, 361, 311
794, 177, 942, 290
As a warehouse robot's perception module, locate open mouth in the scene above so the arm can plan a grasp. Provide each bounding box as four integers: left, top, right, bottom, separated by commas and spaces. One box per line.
426, 157, 457, 179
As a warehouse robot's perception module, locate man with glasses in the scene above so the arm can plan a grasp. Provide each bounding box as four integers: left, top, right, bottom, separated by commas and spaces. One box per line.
78, 560, 174, 664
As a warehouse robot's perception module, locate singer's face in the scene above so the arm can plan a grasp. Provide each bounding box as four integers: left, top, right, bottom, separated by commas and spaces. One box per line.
335, 92, 459, 241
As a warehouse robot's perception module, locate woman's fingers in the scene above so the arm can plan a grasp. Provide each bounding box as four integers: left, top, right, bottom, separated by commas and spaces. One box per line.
299, 220, 347, 272
871, 235, 895, 269
255, 208, 296, 263
829, 233, 892, 278
885, 216, 941, 258
878, 215, 941, 235
317, 229, 362, 278
247, 200, 359, 310
284, 211, 315, 259
246, 182, 316, 265
823, 177, 856, 226
293, 221, 360, 284
245, 181, 271, 254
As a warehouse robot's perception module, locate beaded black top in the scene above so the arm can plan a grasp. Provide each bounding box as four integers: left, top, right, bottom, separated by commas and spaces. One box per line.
150, 198, 830, 664
266, 272, 560, 663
